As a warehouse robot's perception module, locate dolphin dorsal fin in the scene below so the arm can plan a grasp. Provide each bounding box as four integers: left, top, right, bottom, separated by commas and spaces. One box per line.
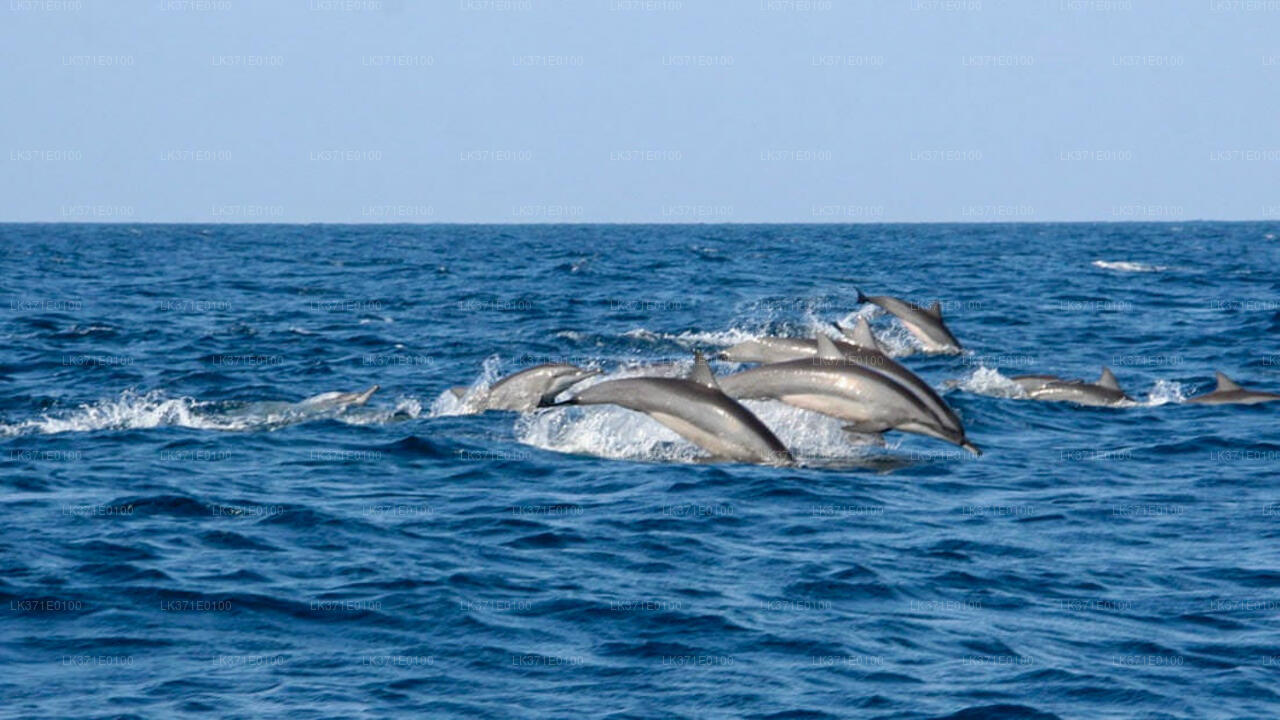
1215, 371, 1242, 392
814, 332, 844, 361
688, 352, 720, 389
846, 317, 880, 350
926, 300, 943, 318
1097, 367, 1121, 391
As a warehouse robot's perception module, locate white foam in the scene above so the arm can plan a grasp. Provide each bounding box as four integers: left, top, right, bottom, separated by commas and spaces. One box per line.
954, 366, 1030, 399
0, 388, 417, 436
1138, 379, 1187, 407
623, 326, 764, 348
1092, 260, 1167, 273
515, 405, 703, 464
0, 390, 214, 435
428, 355, 503, 417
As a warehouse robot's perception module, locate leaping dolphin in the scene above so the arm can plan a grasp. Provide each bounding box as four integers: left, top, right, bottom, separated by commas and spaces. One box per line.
556, 354, 794, 465
717, 334, 981, 455
450, 364, 600, 412
855, 289, 963, 353
1186, 372, 1280, 405
1011, 368, 1132, 407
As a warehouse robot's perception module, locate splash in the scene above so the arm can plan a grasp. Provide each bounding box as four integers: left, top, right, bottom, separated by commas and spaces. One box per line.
953, 366, 1030, 399
1092, 260, 1167, 273
429, 355, 504, 417
623, 326, 764, 349
0, 388, 417, 436
515, 405, 703, 464
1138, 379, 1187, 407
0, 390, 217, 435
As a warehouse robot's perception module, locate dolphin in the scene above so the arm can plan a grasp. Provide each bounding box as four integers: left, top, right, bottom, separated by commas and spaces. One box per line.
450, 363, 599, 412
835, 316, 888, 355
1011, 368, 1132, 407
299, 385, 380, 409
723, 320, 968, 440
556, 354, 794, 465
717, 334, 980, 455
855, 289, 963, 353
1186, 372, 1280, 405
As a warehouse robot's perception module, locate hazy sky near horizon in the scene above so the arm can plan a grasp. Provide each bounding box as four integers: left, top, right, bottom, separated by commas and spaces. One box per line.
1, 0, 1277, 223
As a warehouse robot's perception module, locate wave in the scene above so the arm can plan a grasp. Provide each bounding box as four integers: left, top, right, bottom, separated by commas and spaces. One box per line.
1092, 260, 1168, 273
0, 389, 421, 436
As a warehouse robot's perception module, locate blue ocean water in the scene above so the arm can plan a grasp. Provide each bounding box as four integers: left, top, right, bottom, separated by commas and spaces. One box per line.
2, 222, 1278, 719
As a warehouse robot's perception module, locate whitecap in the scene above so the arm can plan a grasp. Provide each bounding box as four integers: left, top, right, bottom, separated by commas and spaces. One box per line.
0, 387, 416, 435
952, 366, 1030, 399
1138, 379, 1187, 407
1092, 260, 1167, 273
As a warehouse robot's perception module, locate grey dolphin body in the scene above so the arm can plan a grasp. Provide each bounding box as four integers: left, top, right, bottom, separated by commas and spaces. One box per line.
451, 364, 600, 412
1186, 372, 1280, 405
721, 320, 968, 440
720, 336, 857, 364
1012, 368, 1132, 407
1007, 375, 1059, 394
300, 385, 380, 409
717, 334, 980, 455
559, 355, 793, 465
856, 290, 963, 353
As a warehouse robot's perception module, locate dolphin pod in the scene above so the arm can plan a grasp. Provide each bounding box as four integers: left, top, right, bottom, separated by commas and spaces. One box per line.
436, 287, 1277, 465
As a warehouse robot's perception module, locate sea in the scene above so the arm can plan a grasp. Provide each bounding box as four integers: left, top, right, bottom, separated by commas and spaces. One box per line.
1, 222, 1278, 719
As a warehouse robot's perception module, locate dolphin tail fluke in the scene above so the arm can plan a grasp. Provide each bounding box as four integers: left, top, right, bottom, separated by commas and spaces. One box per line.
855, 288, 870, 305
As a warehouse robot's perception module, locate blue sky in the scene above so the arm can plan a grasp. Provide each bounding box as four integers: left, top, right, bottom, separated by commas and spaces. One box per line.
1, 0, 1277, 222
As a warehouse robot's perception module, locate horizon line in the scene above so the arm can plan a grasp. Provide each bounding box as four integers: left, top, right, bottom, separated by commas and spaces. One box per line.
1, 219, 1273, 226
